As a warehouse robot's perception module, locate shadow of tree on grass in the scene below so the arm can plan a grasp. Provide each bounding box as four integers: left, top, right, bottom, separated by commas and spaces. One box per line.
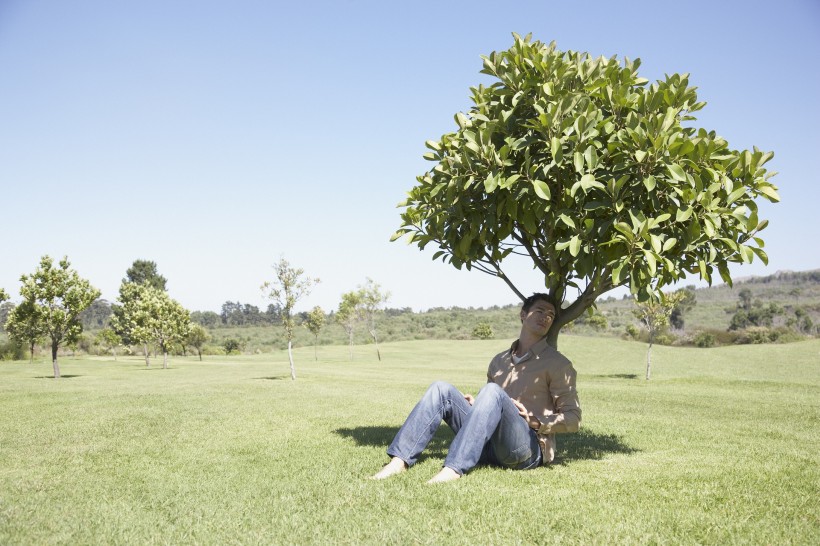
35, 375, 82, 379
333, 425, 636, 465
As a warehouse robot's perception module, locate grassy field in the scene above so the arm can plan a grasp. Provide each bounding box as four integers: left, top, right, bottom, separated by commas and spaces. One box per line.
1, 336, 818, 544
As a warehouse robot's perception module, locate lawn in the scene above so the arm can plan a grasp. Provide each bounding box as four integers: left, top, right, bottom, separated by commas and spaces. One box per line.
1, 337, 818, 544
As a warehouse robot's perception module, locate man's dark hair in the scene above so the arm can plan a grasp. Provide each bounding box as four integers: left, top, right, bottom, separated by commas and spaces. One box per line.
521, 293, 558, 314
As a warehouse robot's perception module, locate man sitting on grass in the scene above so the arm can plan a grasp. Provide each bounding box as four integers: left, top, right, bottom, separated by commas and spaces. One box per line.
372, 293, 581, 483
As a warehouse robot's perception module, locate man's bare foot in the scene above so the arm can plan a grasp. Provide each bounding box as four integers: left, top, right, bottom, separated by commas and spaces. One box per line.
426, 467, 461, 484
370, 457, 408, 480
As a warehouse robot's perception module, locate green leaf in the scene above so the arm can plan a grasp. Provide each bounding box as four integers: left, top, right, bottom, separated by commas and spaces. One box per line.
584, 146, 599, 171
569, 235, 581, 257
758, 184, 780, 202
668, 163, 687, 182
635, 150, 647, 163
558, 214, 576, 228
675, 206, 693, 222
573, 151, 584, 173
642, 175, 656, 191
532, 179, 551, 200
662, 238, 677, 252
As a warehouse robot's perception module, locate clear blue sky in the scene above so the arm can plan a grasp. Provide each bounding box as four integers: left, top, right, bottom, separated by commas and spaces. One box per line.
1, 0, 818, 313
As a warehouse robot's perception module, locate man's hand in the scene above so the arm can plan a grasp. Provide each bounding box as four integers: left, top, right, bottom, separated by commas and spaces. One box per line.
512, 399, 540, 430
463, 393, 475, 405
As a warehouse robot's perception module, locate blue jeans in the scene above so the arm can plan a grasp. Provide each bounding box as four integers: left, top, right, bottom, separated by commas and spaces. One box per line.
387, 381, 542, 475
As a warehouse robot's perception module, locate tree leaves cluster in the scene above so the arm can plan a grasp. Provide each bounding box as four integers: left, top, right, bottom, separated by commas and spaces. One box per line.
394, 33, 778, 347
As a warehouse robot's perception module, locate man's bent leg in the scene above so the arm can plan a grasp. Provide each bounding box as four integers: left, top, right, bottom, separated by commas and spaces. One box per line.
486, 392, 541, 470
386, 381, 472, 467
444, 383, 540, 475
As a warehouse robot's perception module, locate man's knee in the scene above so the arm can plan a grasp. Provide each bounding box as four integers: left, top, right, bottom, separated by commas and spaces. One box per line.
474, 382, 504, 405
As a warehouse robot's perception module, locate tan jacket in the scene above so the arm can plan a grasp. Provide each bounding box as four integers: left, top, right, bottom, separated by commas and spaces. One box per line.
487, 337, 581, 463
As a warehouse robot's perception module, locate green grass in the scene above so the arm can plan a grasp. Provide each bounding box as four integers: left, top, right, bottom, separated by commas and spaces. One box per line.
1, 337, 818, 544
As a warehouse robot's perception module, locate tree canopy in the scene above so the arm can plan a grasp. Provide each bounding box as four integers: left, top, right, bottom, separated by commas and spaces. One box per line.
393, 34, 779, 347
124, 259, 167, 291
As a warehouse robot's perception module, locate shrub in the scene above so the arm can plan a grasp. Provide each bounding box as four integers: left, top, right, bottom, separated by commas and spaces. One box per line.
223, 339, 243, 354
624, 324, 640, 340
0, 339, 26, 361
736, 327, 779, 344
472, 322, 494, 340
693, 331, 716, 348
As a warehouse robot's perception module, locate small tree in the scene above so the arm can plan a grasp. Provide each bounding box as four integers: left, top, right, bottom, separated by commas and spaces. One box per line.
393, 34, 778, 349
187, 324, 210, 361
633, 291, 685, 380
111, 282, 154, 366
5, 300, 44, 363
304, 306, 326, 361
336, 291, 361, 360
96, 328, 122, 360
139, 289, 190, 369
261, 257, 319, 380
356, 278, 390, 360
11, 256, 100, 378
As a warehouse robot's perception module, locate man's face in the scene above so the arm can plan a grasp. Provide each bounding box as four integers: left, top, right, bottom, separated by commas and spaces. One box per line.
520, 300, 556, 336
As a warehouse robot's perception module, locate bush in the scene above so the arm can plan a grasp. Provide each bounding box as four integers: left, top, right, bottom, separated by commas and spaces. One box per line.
472, 322, 494, 340
223, 339, 243, 354
0, 339, 26, 361
736, 327, 779, 344
693, 331, 716, 348
624, 324, 640, 340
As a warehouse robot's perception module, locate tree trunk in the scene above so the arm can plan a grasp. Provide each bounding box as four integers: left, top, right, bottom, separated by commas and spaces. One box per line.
143, 343, 150, 367
163, 351, 168, 369
287, 340, 296, 380
314, 335, 318, 361
51, 341, 60, 379
198, 349, 202, 362
645, 332, 654, 380
348, 332, 354, 360
29, 342, 35, 364
370, 330, 381, 361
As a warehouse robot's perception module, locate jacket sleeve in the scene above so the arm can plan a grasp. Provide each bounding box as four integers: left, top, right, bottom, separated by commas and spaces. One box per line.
537, 361, 581, 434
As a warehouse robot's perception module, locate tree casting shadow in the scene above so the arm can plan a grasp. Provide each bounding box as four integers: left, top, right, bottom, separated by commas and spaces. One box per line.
35, 375, 82, 379
333, 425, 637, 465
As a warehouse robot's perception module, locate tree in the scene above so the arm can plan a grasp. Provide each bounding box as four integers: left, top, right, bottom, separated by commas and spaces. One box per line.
96, 328, 122, 360
111, 281, 152, 365
633, 291, 685, 380
304, 306, 326, 361
124, 259, 167, 291
0, 288, 8, 303
392, 34, 778, 349
112, 283, 190, 369
336, 291, 361, 360
356, 278, 390, 360
186, 324, 210, 361
669, 286, 696, 330
260, 257, 319, 380
5, 300, 44, 363
10, 256, 100, 378
79, 298, 113, 330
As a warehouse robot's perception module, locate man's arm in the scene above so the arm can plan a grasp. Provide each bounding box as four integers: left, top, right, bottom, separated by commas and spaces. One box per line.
537, 362, 581, 434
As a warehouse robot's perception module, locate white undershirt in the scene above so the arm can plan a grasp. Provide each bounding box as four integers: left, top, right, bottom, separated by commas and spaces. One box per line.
512, 352, 529, 365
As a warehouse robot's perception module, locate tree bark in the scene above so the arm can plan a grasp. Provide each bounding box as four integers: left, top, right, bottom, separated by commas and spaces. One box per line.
645, 332, 654, 380
143, 343, 150, 367
163, 351, 168, 369
287, 340, 296, 380
51, 341, 60, 378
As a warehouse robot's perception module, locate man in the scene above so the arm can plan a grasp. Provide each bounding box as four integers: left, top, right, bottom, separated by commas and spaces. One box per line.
372, 293, 581, 483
